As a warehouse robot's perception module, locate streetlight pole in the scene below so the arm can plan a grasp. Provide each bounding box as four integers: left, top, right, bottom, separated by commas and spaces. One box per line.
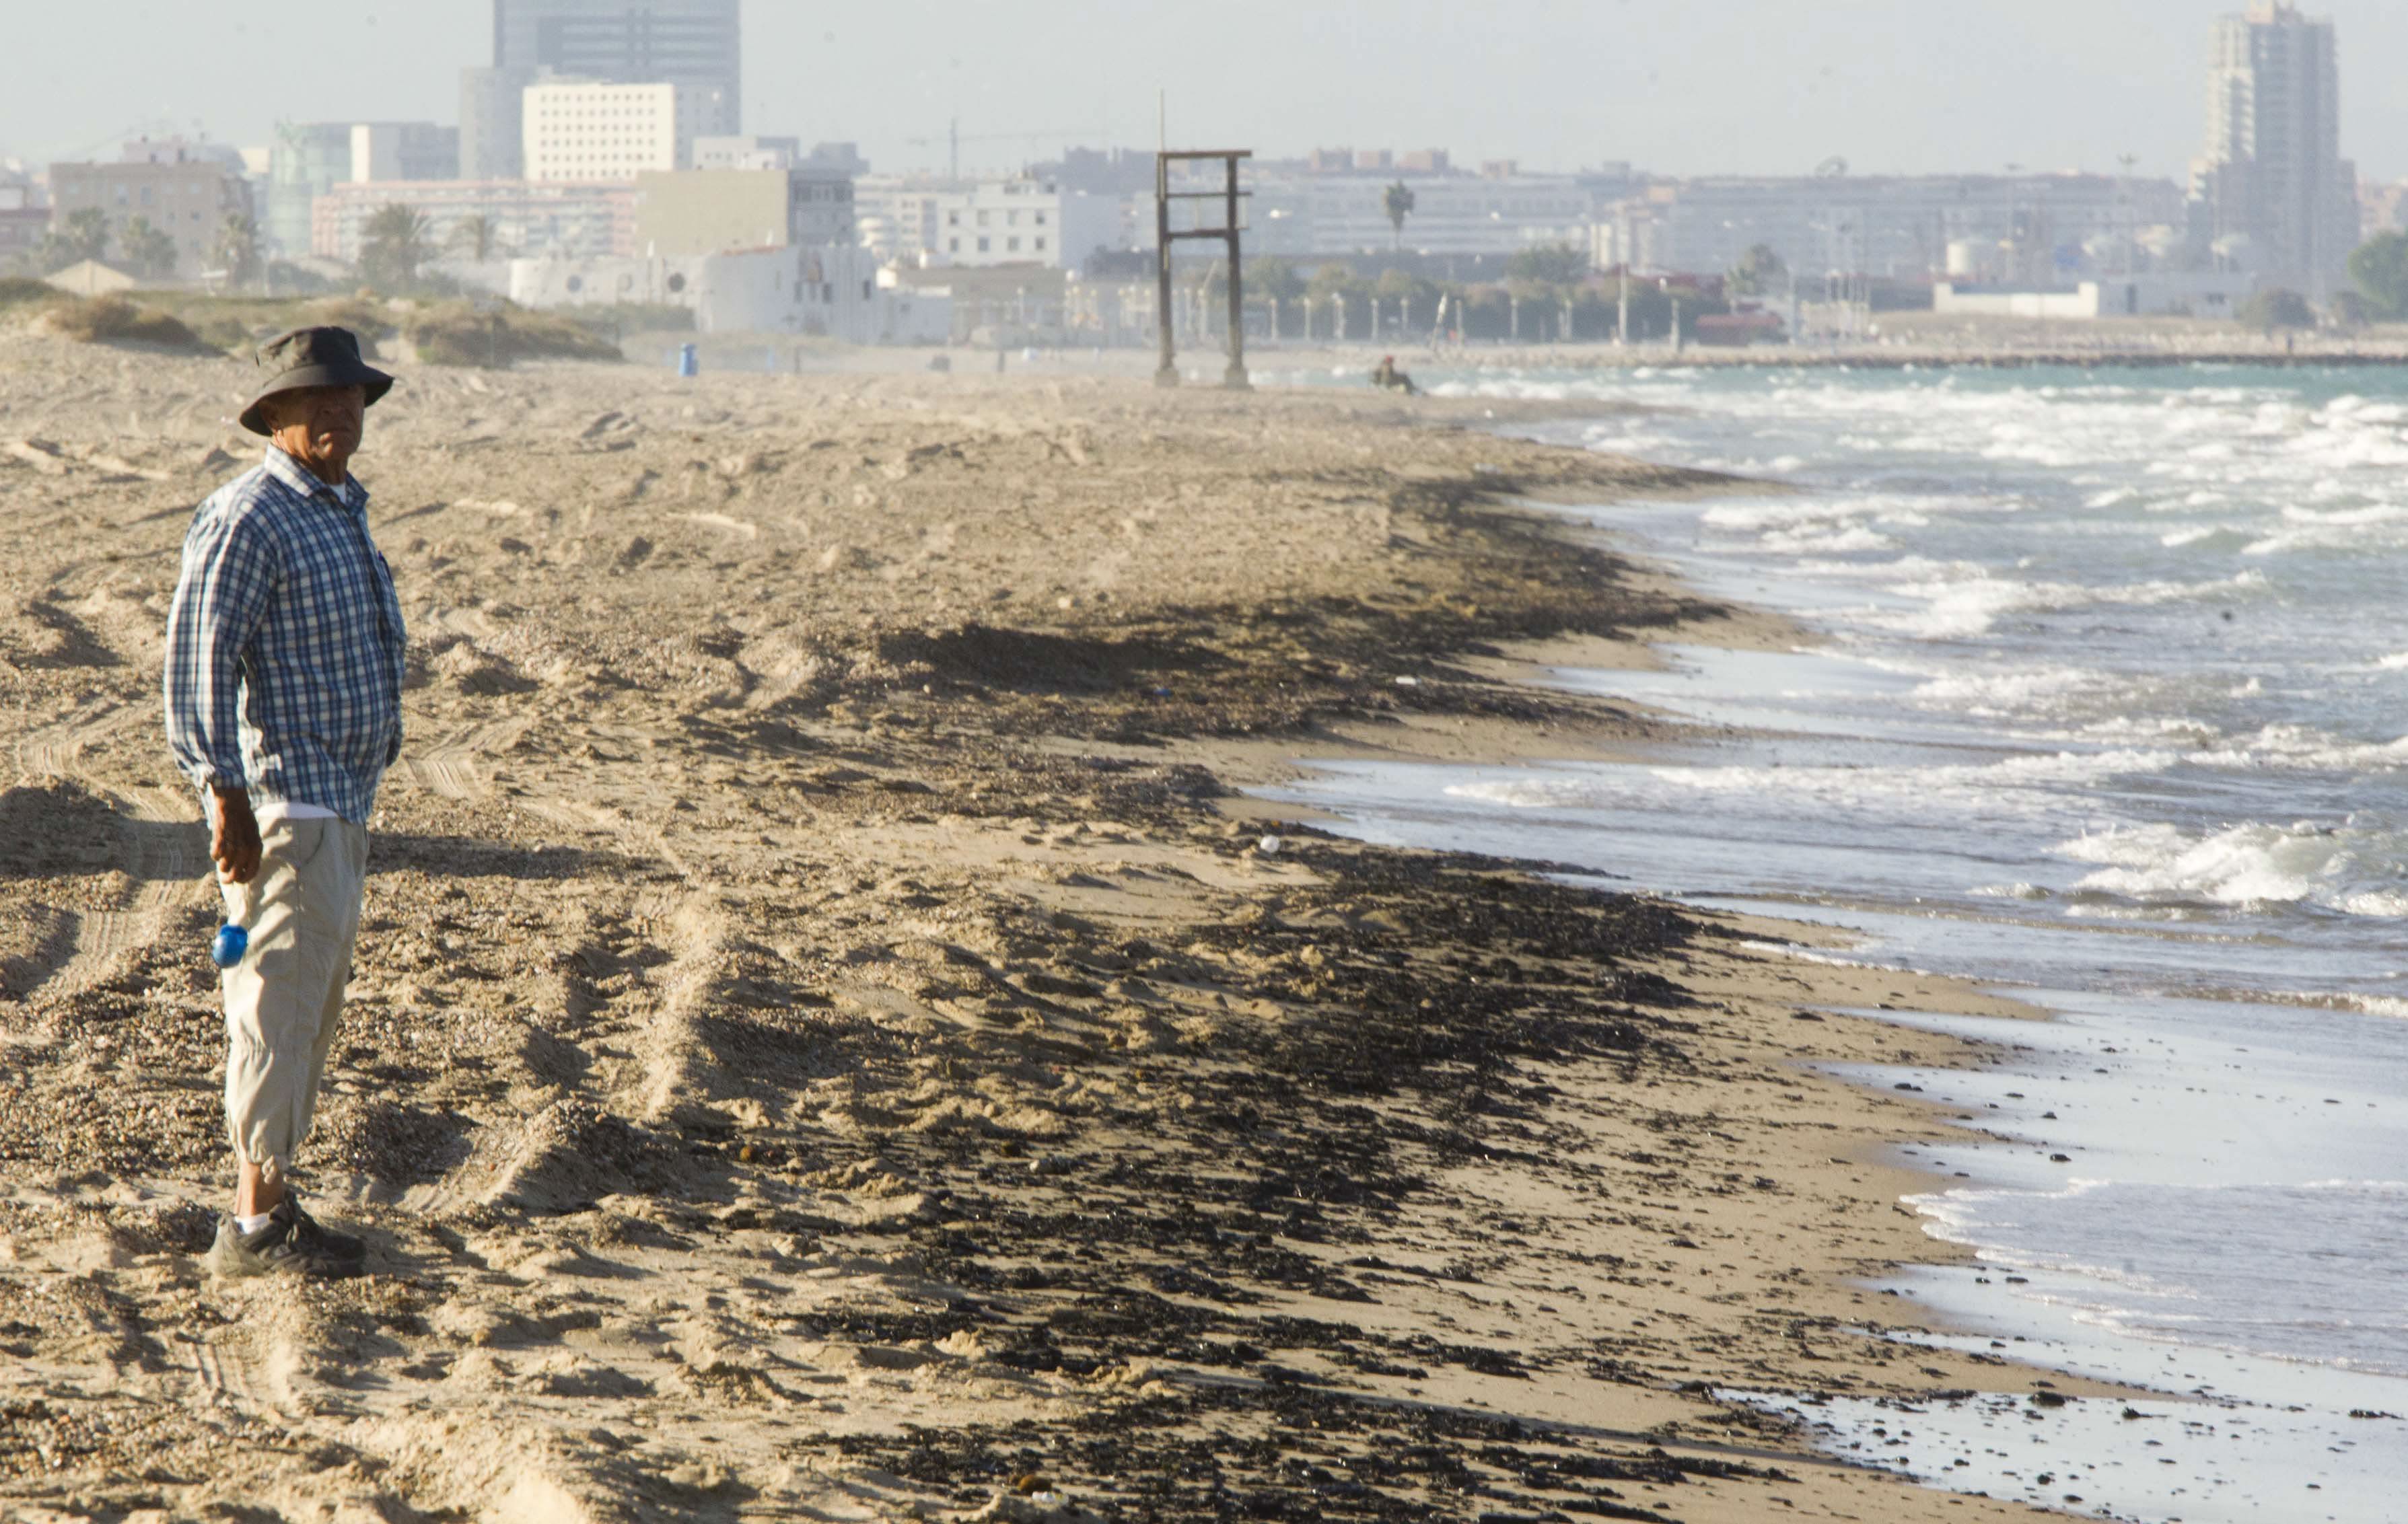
1154, 153, 1177, 387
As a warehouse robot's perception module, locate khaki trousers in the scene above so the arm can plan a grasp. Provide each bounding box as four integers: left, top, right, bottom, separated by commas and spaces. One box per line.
219, 815, 368, 1182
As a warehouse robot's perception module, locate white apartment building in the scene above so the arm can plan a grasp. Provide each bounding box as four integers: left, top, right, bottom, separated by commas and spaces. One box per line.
2193, 3, 2358, 297
931, 179, 1061, 266
859, 176, 1126, 271
693, 135, 801, 172
853, 177, 946, 263
1296, 175, 1592, 256
312, 179, 634, 263
524, 80, 701, 183
1160, 170, 1593, 259
1607, 174, 2189, 282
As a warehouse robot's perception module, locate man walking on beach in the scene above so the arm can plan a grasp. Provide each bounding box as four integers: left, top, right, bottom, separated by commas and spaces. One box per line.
164, 327, 405, 1277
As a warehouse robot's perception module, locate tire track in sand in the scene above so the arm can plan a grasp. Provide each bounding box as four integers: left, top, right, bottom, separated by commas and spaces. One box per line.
35, 786, 207, 1005
12, 692, 208, 1005
396, 713, 537, 801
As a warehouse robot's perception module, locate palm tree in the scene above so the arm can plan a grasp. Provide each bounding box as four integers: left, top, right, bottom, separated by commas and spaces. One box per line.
2349, 231, 2408, 321
361, 204, 433, 291
213, 213, 261, 286
119, 216, 180, 280
1507, 244, 1592, 288
448, 213, 506, 264
1382, 181, 1417, 252
1728, 243, 1787, 298
1251, 257, 1304, 339
38, 207, 111, 274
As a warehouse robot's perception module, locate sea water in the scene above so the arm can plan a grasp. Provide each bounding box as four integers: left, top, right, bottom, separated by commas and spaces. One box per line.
1261, 362, 2408, 1521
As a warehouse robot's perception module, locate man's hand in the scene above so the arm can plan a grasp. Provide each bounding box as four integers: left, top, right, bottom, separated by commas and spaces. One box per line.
209, 786, 262, 885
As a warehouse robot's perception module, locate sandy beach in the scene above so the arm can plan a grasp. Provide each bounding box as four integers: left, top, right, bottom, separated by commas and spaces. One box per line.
0, 332, 2095, 1523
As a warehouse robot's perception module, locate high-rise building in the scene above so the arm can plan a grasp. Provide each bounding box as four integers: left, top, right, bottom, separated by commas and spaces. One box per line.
267, 122, 353, 258
462, 1, 740, 181
351, 123, 460, 185
460, 67, 530, 182
266, 122, 459, 259
2193, 3, 2358, 298
524, 80, 701, 182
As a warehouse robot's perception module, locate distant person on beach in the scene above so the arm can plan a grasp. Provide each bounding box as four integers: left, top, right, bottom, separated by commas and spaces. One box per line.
165, 326, 405, 1278
1371, 355, 1418, 395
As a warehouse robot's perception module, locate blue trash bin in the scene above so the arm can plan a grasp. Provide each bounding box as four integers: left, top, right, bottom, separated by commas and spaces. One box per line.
676, 343, 699, 377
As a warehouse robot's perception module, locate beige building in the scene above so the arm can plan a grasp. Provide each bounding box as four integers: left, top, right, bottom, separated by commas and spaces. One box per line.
524, 80, 700, 183
631, 167, 855, 258
48, 149, 253, 280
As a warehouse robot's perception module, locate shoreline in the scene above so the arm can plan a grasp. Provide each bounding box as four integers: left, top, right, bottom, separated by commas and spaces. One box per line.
1284, 347, 2408, 372
0, 332, 2098, 1522
682, 336, 2408, 385
1168, 340, 2408, 377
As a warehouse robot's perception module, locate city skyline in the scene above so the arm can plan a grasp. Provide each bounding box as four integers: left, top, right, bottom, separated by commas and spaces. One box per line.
5, 1, 2407, 185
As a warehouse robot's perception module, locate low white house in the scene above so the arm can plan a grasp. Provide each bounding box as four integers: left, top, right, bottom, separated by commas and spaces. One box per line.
508, 244, 950, 344
508, 254, 708, 310
690, 244, 950, 344
1934, 273, 2263, 320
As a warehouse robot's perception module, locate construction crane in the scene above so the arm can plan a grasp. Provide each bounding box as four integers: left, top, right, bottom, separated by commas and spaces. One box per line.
905, 118, 1108, 182
33, 116, 185, 167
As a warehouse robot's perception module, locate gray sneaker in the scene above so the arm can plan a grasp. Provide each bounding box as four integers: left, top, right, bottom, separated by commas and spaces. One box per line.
206, 1197, 367, 1279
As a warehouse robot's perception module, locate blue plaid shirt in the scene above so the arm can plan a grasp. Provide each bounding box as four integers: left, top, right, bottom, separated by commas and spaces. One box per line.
164, 447, 406, 824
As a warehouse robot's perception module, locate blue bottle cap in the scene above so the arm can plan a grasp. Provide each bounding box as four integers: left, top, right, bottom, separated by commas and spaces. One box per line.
210, 924, 249, 970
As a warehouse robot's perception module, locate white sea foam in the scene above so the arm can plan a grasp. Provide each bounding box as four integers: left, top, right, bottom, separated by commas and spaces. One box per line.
2056, 820, 2408, 916
1858, 567, 2268, 640
1442, 747, 2176, 821
1395, 361, 2408, 1509
1901, 1177, 2408, 1381
1907, 665, 2115, 716
2078, 715, 2223, 747
2187, 723, 2408, 772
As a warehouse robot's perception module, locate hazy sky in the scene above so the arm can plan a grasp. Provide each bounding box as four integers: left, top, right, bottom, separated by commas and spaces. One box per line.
6, 2, 2405, 183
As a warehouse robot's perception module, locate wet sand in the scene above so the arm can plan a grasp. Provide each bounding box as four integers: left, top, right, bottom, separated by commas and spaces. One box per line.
0, 332, 2085, 1522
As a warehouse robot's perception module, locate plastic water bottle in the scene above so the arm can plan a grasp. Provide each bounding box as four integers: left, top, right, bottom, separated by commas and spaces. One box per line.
210, 923, 249, 970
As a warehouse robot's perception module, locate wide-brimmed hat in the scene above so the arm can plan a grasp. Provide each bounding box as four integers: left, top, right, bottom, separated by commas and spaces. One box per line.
238, 326, 394, 436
